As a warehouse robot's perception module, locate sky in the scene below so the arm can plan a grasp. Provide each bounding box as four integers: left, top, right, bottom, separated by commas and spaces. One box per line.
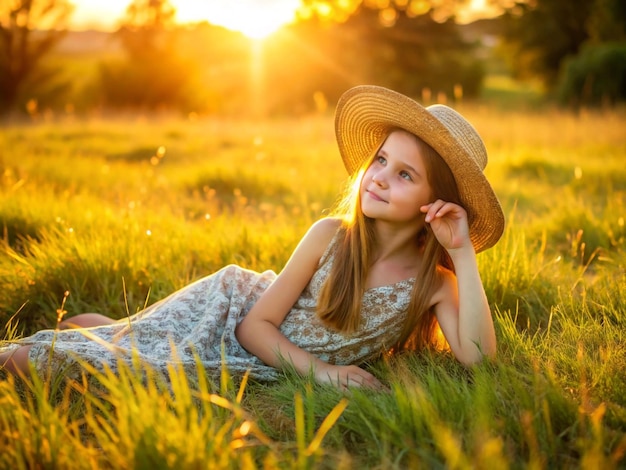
70, 0, 303, 38
69, 0, 498, 38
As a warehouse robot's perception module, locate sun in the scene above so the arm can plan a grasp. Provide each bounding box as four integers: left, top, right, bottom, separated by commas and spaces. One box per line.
175, 0, 300, 39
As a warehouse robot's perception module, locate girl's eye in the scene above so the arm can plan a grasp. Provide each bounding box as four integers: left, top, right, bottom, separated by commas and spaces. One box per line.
376, 156, 386, 165
400, 170, 412, 181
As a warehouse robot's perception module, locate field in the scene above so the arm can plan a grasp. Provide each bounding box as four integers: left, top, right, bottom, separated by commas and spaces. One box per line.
1, 105, 625, 468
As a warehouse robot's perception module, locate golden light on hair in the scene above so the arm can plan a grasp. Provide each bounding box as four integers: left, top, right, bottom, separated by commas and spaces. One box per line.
334, 167, 365, 224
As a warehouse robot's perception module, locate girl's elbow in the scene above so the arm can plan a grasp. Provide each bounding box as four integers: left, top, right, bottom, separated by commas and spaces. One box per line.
480, 338, 497, 361
457, 342, 496, 366
235, 317, 273, 352
234, 319, 250, 347
458, 354, 481, 367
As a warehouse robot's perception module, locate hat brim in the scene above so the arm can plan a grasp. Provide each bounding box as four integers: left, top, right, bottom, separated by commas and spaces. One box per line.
335, 85, 504, 253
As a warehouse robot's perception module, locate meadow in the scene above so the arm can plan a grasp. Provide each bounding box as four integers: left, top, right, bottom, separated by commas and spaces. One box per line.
0, 104, 625, 468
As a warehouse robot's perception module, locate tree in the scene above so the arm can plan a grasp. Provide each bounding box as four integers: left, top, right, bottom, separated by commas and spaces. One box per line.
99, 0, 199, 110
557, 42, 626, 107
500, 0, 593, 86
253, 2, 484, 115
0, 0, 73, 114
586, 0, 626, 43
499, 0, 626, 104
117, 0, 176, 59
298, 0, 473, 23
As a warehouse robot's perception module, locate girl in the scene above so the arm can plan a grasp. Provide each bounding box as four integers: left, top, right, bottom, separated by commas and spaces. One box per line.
1, 85, 505, 390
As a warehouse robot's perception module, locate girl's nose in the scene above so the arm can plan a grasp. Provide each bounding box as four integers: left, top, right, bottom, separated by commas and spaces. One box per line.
372, 170, 387, 187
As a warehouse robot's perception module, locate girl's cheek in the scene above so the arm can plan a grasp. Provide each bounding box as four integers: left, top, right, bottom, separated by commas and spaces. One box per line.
362, 169, 370, 180
367, 161, 381, 171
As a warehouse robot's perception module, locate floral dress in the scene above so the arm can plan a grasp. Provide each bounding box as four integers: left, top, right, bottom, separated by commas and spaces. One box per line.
14, 240, 413, 382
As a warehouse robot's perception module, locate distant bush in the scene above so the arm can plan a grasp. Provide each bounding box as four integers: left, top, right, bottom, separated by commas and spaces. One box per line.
557, 41, 626, 107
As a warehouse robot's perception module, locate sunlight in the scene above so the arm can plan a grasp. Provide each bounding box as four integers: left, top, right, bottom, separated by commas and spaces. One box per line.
248, 40, 266, 117
70, 0, 300, 39
70, 0, 493, 35
70, 0, 132, 30
176, 0, 300, 39
458, 0, 502, 23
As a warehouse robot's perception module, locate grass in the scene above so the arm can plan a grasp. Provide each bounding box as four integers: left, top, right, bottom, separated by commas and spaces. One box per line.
1, 106, 625, 468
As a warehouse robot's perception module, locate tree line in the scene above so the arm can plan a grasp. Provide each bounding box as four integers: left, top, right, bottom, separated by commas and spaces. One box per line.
1, 0, 625, 116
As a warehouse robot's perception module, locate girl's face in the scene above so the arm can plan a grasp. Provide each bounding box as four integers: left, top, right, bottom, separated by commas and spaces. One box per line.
360, 129, 433, 226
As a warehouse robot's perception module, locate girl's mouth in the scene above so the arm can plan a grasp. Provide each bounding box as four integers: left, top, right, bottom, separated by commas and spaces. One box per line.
367, 190, 386, 203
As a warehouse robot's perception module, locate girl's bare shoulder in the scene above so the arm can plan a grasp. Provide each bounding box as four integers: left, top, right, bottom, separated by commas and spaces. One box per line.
290, 217, 343, 264
311, 217, 343, 236
301, 217, 343, 255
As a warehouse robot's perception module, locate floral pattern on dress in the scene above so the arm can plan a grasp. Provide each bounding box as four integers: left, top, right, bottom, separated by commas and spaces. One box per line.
18, 237, 413, 382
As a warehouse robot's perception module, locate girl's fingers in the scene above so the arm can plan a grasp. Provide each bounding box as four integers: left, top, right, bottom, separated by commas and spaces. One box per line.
422, 200, 448, 222
319, 364, 389, 391
422, 200, 466, 223
332, 368, 386, 391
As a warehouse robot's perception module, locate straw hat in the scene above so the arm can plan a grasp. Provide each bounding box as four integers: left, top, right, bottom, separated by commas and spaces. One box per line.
335, 85, 504, 253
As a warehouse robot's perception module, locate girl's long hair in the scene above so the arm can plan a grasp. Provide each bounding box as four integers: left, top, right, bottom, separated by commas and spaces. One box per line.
316, 131, 462, 352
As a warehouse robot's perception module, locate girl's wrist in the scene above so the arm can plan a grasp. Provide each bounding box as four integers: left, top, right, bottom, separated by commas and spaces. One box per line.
446, 243, 476, 261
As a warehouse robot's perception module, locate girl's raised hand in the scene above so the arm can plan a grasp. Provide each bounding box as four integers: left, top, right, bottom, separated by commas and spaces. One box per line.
315, 362, 387, 391
421, 199, 471, 252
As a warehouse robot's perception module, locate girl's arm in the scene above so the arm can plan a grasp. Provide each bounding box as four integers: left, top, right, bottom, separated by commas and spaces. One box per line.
235, 218, 383, 389
422, 200, 497, 365
433, 252, 496, 365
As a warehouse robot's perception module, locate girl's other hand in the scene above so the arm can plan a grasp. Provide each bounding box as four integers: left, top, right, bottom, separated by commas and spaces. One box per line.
315, 362, 387, 391
421, 199, 471, 251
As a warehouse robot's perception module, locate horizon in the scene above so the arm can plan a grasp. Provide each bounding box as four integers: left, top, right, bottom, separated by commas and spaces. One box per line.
69, 0, 501, 36
71, 0, 301, 38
